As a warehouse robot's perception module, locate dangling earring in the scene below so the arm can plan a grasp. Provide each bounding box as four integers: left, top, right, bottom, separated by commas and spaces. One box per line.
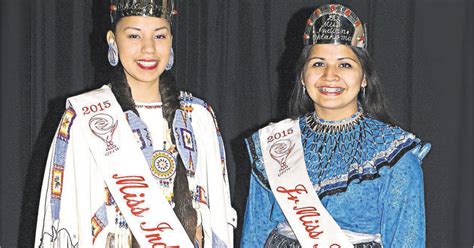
362, 86, 366, 99
108, 42, 119, 66
165, 48, 174, 70
302, 84, 306, 97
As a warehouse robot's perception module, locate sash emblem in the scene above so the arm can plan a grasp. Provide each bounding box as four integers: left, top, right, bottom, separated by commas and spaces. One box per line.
269, 139, 295, 176
89, 113, 119, 156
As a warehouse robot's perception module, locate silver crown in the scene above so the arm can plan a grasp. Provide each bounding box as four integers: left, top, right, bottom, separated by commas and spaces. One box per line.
303, 4, 367, 48
110, 0, 176, 24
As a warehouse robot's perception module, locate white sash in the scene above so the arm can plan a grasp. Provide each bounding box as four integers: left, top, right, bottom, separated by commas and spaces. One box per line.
259, 119, 353, 248
68, 86, 193, 248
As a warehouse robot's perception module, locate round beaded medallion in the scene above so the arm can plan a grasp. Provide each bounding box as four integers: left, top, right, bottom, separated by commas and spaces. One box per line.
150, 150, 176, 179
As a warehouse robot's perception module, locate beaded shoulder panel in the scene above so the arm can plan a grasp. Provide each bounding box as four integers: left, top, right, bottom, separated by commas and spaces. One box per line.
179, 91, 207, 109
179, 91, 219, 123
178, 91, 222, 132
176, 91, 226, 175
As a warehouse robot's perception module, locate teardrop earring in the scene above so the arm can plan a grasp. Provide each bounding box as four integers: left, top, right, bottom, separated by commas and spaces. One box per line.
108, 42, 119, 66
165, 48, 174, 70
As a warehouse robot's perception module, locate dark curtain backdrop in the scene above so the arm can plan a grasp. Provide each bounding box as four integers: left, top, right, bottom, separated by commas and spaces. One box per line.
1, 0, 472, 247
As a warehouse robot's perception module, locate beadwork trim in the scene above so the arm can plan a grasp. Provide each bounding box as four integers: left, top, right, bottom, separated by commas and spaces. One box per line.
303, 113, 419, 198
308, 107, 364, 132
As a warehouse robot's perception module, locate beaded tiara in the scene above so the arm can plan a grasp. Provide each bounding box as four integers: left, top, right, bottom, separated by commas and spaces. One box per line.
109, 0, 176, 24
303, 4, 367, 48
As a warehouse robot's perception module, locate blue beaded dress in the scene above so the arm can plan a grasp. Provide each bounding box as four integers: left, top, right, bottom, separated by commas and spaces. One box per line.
241, 109, 430, 248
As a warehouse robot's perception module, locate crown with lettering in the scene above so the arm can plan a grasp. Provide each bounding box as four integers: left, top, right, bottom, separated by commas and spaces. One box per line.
109, 0, 177, 24
303, 4, 367, 48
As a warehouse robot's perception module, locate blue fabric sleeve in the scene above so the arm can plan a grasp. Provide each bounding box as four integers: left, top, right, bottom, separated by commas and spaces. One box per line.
379, 145, 428, 247
241, 172, 279, 247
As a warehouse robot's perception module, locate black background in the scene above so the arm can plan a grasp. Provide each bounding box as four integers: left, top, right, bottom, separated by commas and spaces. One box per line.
1, 0, 472, 247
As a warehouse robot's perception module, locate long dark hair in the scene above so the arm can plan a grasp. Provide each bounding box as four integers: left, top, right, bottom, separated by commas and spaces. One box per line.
109, 24, 197, 240
289, 45, 396, 125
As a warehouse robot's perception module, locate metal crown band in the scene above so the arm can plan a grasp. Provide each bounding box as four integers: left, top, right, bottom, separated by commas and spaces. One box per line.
110, 0, 176, 24
303, 4, 367, 48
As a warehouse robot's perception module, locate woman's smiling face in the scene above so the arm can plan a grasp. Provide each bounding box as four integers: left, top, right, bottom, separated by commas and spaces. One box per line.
302, 44, 366, 120
108, 16, 172, 87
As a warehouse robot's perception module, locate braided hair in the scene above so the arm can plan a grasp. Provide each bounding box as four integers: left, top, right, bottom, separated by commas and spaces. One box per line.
109, 63, 197, 241
159, 70, 198, 240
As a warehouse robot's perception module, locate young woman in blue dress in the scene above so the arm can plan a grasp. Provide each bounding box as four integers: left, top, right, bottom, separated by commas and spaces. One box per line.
242, 4, 430, 248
